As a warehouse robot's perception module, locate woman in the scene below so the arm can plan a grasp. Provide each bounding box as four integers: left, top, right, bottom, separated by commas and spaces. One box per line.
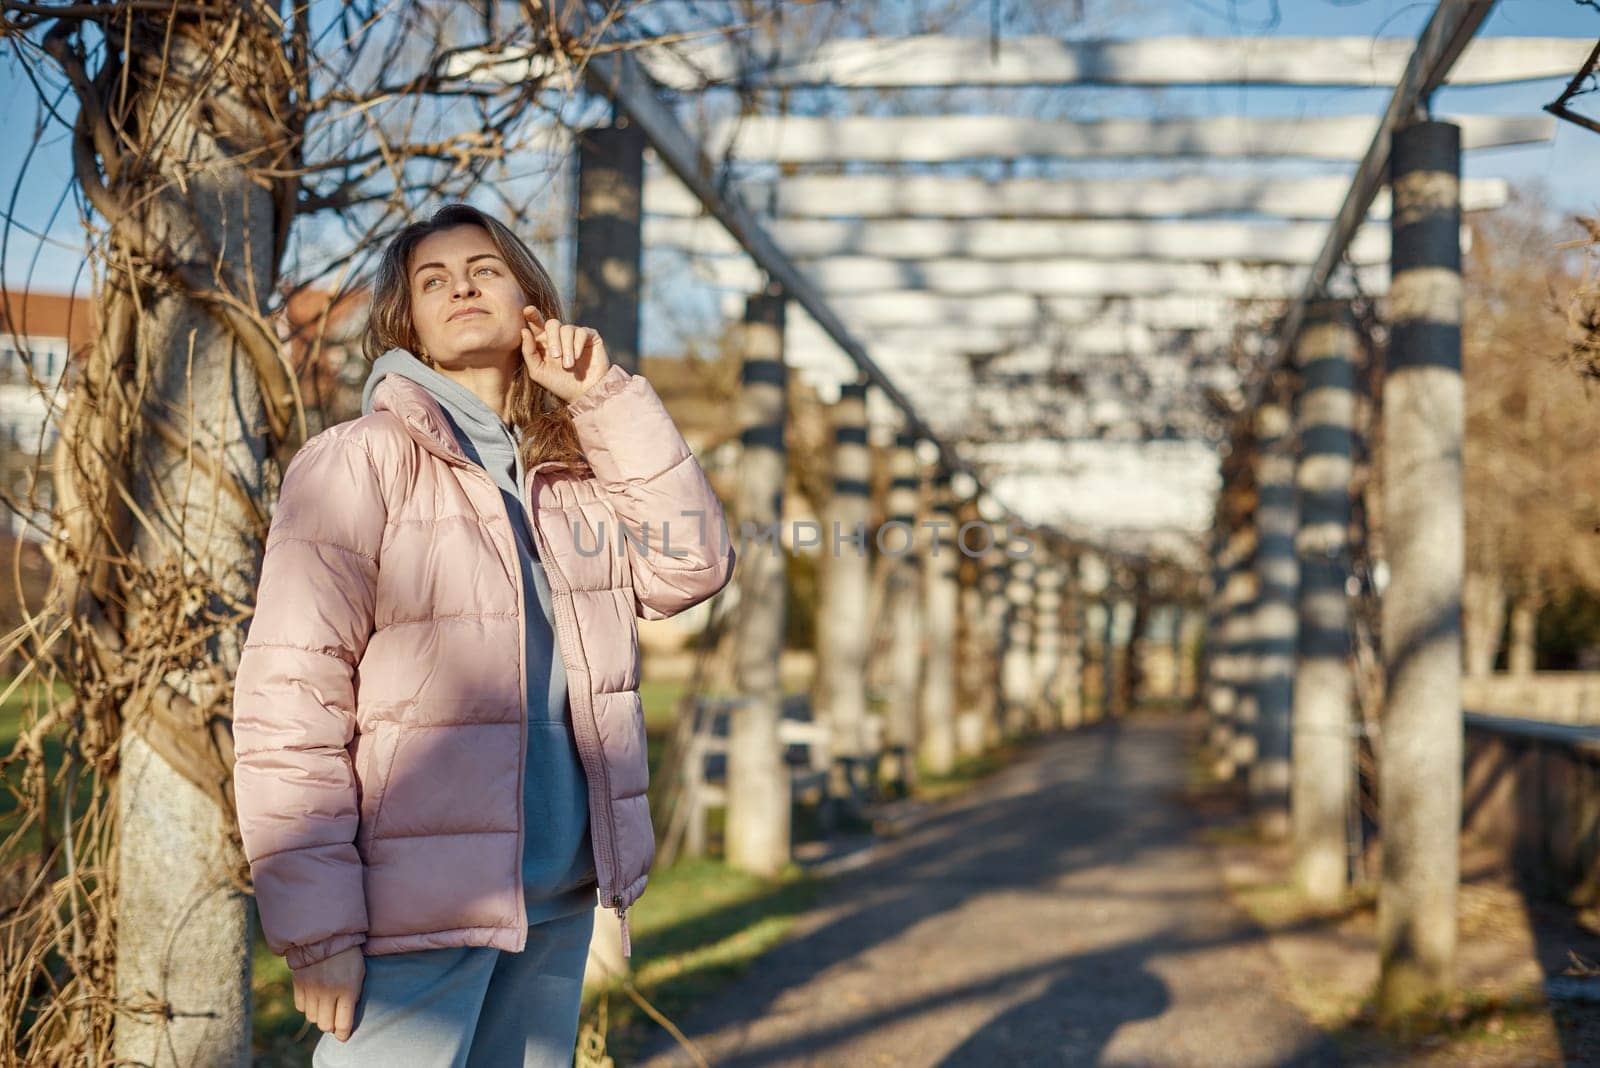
233, 204, 736, 1065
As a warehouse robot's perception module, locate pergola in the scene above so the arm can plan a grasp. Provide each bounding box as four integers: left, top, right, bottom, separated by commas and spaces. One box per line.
466, 2, 1585, 1011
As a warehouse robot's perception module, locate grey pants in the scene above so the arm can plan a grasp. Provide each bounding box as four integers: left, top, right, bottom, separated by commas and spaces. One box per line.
312, 908, 594, 1068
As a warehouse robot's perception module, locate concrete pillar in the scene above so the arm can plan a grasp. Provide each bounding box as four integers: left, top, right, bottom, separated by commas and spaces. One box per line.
955, 538, 989, 756
1059, 560, 1086, 728
1100, 587, 1120, 718
1031, 557, 1066, 731
1177, 604, 1204, 701
1118, 568, 1153, 715
816, 380, 872, 765
977, 545, 1010, 750
1250, 392, 1298, 839
1000, 556, 1038, 735
919, 470, 960, 775
1292, 300, 1360, 905
727, 291, 791, 877
1205, 525, 1233, 753
1072, 554, 1102, 722
1165, 604, 1195, 700
573, 122, 644, 372
1226, 522, 1262, 778
573, 122, 643, 971
883, 432, 924, 764
1377, 119, 1464, 1021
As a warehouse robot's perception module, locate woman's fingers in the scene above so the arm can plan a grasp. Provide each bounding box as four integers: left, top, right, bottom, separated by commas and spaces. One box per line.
333, 991, 355, 1042
520, 325, 539, 364
543, 318, 562, 365
560, 324, 579, 367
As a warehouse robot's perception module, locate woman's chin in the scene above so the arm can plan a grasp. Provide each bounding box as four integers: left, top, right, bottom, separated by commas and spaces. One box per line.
428, 337, 519, 368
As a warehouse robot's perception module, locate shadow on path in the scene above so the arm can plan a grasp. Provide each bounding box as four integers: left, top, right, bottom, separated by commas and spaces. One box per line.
640, 715, 1343, 1067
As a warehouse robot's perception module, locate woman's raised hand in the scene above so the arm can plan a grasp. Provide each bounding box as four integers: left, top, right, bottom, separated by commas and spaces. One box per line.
292, 945, 365, 1043
520, 309, 612, 404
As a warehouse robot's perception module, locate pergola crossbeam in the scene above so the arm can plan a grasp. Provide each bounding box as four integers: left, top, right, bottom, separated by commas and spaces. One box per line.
693, 254, 1389, 300
644, 216, 1397, 266
643, 172, 1510, 221
1266, 0, 1495, 393
578, 44, 955, 470
704, 113, 1550, 164
635, 34, 1591, 90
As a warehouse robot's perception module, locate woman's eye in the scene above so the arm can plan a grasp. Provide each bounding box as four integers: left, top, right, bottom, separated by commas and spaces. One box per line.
476, 266, 496, 277
422, 277, 441, 290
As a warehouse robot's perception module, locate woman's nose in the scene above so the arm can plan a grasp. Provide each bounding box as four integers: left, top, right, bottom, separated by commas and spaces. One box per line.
452, 277, 480, 298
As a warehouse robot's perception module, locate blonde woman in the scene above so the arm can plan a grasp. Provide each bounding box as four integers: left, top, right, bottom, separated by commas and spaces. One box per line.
233, 204, 735, 1065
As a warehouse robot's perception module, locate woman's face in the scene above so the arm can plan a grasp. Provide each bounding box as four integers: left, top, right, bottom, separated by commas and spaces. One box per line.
407, 225, 530, 370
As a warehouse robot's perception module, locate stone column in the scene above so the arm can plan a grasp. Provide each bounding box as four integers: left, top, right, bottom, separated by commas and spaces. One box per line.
882, 432, 924, 776
955, 537, 990, 756
1059, 557, 1086, 728
573, 122, 644, 372
977, 544, 1011, 749
1292, 300, 1360, 905
816, 380, 872, 766
1030, 556, 1066, 731
727, 291, 790, 877
1251, 391, 1299, 839
919, 470, 960, 775
1377, 119, 1464, 1021
1100, 584, 1120, 718
1219, 522, 1260, 778
1000, 556, 1038, 735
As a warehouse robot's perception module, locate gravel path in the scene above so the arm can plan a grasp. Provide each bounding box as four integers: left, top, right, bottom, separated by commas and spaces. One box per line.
639, 716, 1344, 1067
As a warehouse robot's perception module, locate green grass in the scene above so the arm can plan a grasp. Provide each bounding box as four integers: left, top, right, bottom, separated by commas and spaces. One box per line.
914, 741, 1024, 803
251, 926, 316, 1066
582, 857, 821, 1062
0, 675, 75, 860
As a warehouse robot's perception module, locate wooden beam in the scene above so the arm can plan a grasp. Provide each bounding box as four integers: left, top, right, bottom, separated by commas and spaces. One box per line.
644, 172, 1509, 221
637, 34, 1592, 90
646, 215, 1394, 265
705, 113, 1550, 164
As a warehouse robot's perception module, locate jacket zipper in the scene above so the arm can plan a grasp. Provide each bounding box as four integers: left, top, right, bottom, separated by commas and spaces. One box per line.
412, 420, 630, 955
523, 464, 630, 955
456, 462, 533, 948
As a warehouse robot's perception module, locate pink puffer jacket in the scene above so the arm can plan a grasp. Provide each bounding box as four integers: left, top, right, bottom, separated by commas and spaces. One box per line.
232, 363, 735, 969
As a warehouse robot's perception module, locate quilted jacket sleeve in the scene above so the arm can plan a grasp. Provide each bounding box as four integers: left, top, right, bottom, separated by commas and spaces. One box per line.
567, 363, 737, 620
232, 430, 385, 970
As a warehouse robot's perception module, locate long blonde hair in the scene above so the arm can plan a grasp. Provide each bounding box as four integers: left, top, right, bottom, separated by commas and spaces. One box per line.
365, 204, 589, 472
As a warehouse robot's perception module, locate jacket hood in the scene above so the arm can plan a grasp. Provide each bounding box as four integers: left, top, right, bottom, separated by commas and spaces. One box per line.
359, 348, 478, 464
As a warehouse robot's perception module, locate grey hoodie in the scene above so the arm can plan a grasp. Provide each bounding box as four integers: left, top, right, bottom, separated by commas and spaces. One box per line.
362, 349, 596, 924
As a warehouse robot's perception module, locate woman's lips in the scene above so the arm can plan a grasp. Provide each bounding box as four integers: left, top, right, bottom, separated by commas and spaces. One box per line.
448, 307, 488, 322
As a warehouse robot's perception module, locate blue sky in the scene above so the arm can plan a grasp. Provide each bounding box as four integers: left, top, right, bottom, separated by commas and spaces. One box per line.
1, 0, 1597, 300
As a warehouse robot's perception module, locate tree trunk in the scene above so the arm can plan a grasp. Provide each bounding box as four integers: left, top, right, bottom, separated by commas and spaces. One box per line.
1507, 591, 1539, 677
42, 8, 299, 1064
1462, 569, 1506, 678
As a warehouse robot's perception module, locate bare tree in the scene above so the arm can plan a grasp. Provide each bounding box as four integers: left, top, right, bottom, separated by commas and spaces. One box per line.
1462, 190, 1600, 679
0, 2, 712, 1061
